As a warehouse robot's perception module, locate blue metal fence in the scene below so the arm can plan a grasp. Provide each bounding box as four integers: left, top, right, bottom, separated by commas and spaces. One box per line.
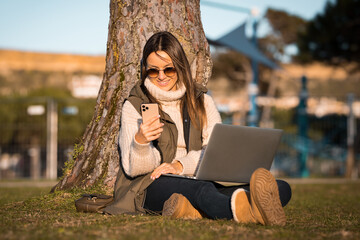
271, 102, 358, 177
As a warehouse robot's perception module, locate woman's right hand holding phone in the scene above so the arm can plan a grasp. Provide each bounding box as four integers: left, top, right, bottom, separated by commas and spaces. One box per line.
135, 115, 164, 144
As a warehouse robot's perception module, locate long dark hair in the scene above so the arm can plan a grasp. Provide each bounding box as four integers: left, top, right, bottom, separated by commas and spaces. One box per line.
140, 31, 206, 129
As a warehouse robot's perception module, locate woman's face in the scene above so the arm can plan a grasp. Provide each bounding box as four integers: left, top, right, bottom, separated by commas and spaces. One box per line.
146, 51, 178, 91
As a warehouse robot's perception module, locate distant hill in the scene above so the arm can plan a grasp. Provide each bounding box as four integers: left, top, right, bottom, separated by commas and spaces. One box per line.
0, 49, 358, 99
0, 49, 105, 73
0, 49, 106, 96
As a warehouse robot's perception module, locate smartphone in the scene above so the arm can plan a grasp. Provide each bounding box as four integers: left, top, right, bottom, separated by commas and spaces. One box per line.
141, 103, 160, 125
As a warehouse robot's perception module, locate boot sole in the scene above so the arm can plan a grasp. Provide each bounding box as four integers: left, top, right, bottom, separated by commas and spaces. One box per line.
162, 193, 202, 220
162, 193, 181, 218
250, 168, 286, 226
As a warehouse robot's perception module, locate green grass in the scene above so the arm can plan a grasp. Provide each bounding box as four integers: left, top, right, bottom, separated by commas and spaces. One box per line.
0, 182, 359, 240
0, 186, 51, 207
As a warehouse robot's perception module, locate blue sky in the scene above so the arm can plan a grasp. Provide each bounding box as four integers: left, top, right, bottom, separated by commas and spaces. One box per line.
0, 0, 330, 55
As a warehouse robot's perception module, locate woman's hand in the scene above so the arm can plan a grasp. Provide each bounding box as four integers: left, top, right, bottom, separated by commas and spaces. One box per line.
150, 161, 183, 180
135, 115, 163, 144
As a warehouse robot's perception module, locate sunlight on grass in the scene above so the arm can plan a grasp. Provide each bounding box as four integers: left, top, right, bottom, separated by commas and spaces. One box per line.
0, 182, 359, 240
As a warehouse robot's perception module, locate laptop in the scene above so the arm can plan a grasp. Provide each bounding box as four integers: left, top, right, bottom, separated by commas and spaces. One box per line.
164, 123, 283, 183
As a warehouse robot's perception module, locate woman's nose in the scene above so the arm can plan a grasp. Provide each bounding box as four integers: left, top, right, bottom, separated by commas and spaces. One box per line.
158, 70, 166, 80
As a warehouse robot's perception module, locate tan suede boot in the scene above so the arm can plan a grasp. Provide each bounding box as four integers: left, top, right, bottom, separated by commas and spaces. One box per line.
250, 168, 286, 226
162, 193, 203, 220
231, 189, 257, 224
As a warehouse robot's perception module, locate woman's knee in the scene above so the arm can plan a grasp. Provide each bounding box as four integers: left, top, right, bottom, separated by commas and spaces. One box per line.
276, 179, 292, 207
196, 181, 216, 194
194, 181, 217, 201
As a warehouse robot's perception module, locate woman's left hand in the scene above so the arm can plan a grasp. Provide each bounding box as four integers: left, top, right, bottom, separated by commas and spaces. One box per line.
150, 161, 183, 180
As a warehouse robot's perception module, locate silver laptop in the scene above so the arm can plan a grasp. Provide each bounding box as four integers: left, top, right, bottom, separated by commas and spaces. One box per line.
165, 123, 283, 183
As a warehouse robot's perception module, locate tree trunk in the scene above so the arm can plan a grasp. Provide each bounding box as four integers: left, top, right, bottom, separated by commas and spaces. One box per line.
54, 0, 212, 191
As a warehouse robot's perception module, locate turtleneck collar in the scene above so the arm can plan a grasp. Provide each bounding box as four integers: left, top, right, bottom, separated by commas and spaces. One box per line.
144, 77, 186, 104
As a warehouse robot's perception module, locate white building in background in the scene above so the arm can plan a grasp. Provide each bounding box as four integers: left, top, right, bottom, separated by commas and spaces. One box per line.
0, 153, 21, 178
70, 75, 102, 98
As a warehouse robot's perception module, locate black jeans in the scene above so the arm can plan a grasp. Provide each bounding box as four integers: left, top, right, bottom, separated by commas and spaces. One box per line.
144, 176, 292, 220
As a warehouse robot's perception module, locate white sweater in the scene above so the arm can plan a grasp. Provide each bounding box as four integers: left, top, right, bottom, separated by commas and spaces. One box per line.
120, 78, 222, 177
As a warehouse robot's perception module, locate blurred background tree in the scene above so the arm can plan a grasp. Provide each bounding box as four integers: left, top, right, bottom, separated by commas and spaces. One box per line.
210, 7, 308, 95
0, 87, 95, 147
296, 0, 360, 71
211, 50, 251, 91
259, 8, 307, 62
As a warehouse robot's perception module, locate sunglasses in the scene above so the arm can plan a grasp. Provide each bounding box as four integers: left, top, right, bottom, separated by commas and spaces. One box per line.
146, 67, 177, 78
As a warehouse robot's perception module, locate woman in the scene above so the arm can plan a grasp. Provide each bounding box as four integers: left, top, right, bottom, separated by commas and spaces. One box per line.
104, 31, 291, 226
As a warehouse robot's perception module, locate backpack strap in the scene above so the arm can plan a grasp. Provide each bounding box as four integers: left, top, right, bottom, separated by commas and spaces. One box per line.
182, 98, 191, 153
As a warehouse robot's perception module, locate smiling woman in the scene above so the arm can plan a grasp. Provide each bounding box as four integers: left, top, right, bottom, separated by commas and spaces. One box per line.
104, 31, 291, 227
146, 51, 178, 92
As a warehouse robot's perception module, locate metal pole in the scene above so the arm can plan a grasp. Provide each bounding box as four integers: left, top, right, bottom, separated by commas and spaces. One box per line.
248, 19, 259, 127
201, 1, 251, 14
298, 75, 309, 177
46, 98, 58, 179
29, 145, 41, 179
346, 93, 356, 178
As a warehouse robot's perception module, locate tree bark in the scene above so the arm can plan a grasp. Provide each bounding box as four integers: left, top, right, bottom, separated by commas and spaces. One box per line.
54, 0, 212, 191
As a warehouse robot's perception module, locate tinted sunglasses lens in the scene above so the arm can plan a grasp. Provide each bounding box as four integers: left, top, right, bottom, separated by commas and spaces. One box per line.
147, 69, 159, 78
164, 67, 176, 77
